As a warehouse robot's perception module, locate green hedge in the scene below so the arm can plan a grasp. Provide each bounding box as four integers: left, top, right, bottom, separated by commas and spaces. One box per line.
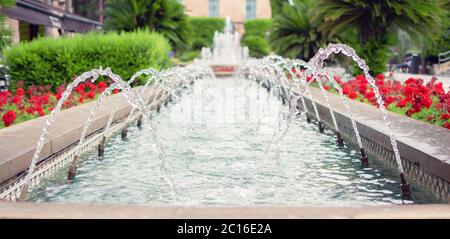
187, 17, 225, 50
4, 31, 171, 88
242, 36, 271, 58
242, 19, 272, 58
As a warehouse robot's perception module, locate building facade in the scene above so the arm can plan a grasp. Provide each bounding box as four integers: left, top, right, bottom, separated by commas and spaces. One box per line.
181, 0, 271, 35
2, 0, 102, 44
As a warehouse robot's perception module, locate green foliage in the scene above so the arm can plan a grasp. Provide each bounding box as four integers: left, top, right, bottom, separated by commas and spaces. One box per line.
270, 0, 325, 60
313, 0, 445, 74
242, 36, 270, 58
104, 0, 189, 50
242, 19, 272, 58
73, 0, 101, 21
243, 19, 272, 38
4, 31, 171, 88
178, 50, 200, 62
270, 0, 287, 17
187, 17, 225, 50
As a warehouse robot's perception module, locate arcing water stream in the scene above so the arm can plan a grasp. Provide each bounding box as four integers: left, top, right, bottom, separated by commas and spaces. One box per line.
8, 44, 434, 204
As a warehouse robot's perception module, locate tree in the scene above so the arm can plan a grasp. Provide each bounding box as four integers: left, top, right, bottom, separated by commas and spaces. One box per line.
104, 0, 189, 50
269, 0, 325, 60
270, 0, 287, 17
0, 0, 14, 51
313, 0, 445, 74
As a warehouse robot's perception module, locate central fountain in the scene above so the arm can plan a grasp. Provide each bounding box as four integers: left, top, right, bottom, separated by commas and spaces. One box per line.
201, 16, 249, 76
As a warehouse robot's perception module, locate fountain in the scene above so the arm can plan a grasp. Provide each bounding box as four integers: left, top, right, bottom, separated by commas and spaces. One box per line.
0, 38, 426, 205
238, 43, 412, 198
201, 16, 249, 76
16, 61, 213, 201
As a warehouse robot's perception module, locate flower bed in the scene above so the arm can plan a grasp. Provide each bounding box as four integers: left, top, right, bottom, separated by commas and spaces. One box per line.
303, 72, 450, 130
0, 80, 119, 129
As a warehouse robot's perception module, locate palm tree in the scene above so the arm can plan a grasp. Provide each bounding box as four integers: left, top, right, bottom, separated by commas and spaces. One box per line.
104, 0, 189, 50
313, 0, 445, 74
269, 0, 325, 60
270, 0, 287, 17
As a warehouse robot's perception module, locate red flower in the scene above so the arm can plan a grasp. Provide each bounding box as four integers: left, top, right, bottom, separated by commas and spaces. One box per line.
75, 83, 86, 94
38, 110, 45, 116
87, 91, 96, 99
87, 82, 97, 92
406, 108, 414, 117
443, 122, 450, 130
427, 116, 434, 122
98, 81, 107, 93
441, 114, 450, 120
2, 110, 17, 127
396, 99, 408, 108
16, 87, 25, 97
12, 95, 22, 104
348, 91, 358, 99
56, 92, 63, 100
376, 74, 385, 81
113, 89, 120, 94
405, 78, 416, 85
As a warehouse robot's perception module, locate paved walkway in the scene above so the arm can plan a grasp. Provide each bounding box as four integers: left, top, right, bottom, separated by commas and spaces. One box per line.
1, 202, 450, 218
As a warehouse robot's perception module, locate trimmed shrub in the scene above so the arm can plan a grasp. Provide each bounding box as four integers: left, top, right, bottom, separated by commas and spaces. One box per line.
243, 19, 273, 39
241, 36, 270, 58
187, 17, 225, 50
242, 19, 272, 58
3, 31, 171, 88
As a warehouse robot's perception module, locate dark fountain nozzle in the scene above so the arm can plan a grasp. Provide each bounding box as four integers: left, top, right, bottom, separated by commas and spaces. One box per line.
121, 126, 128, 140
318, 121, 325, 133
336, 131, 344, 146
98, 136, 106, 157
359, 148, 369, 167
400, 173, 412, 200
67, 155, 79, 180
137, 115, 143, 130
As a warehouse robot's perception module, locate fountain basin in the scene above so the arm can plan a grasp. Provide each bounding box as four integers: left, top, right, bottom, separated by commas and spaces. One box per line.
0, 85, 172, 200
284, 86, 450, 202
210, 65, 238, 76
20, 77, 442, 205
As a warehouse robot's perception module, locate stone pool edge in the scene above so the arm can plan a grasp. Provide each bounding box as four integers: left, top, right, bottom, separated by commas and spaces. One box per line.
279, 86, 450, 203
1, 202, 450, 218
0, 84, 176, 200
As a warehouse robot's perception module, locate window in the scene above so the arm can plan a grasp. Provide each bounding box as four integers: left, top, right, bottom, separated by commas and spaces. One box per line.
246, 0, 256, 20
209, 0, 219, 17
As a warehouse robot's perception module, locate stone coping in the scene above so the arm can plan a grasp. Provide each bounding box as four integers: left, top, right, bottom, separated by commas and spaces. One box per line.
0, 86, 165, 185
290, 87, 450, 201
1, 202, 450, 218
305, 87, 450, 177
